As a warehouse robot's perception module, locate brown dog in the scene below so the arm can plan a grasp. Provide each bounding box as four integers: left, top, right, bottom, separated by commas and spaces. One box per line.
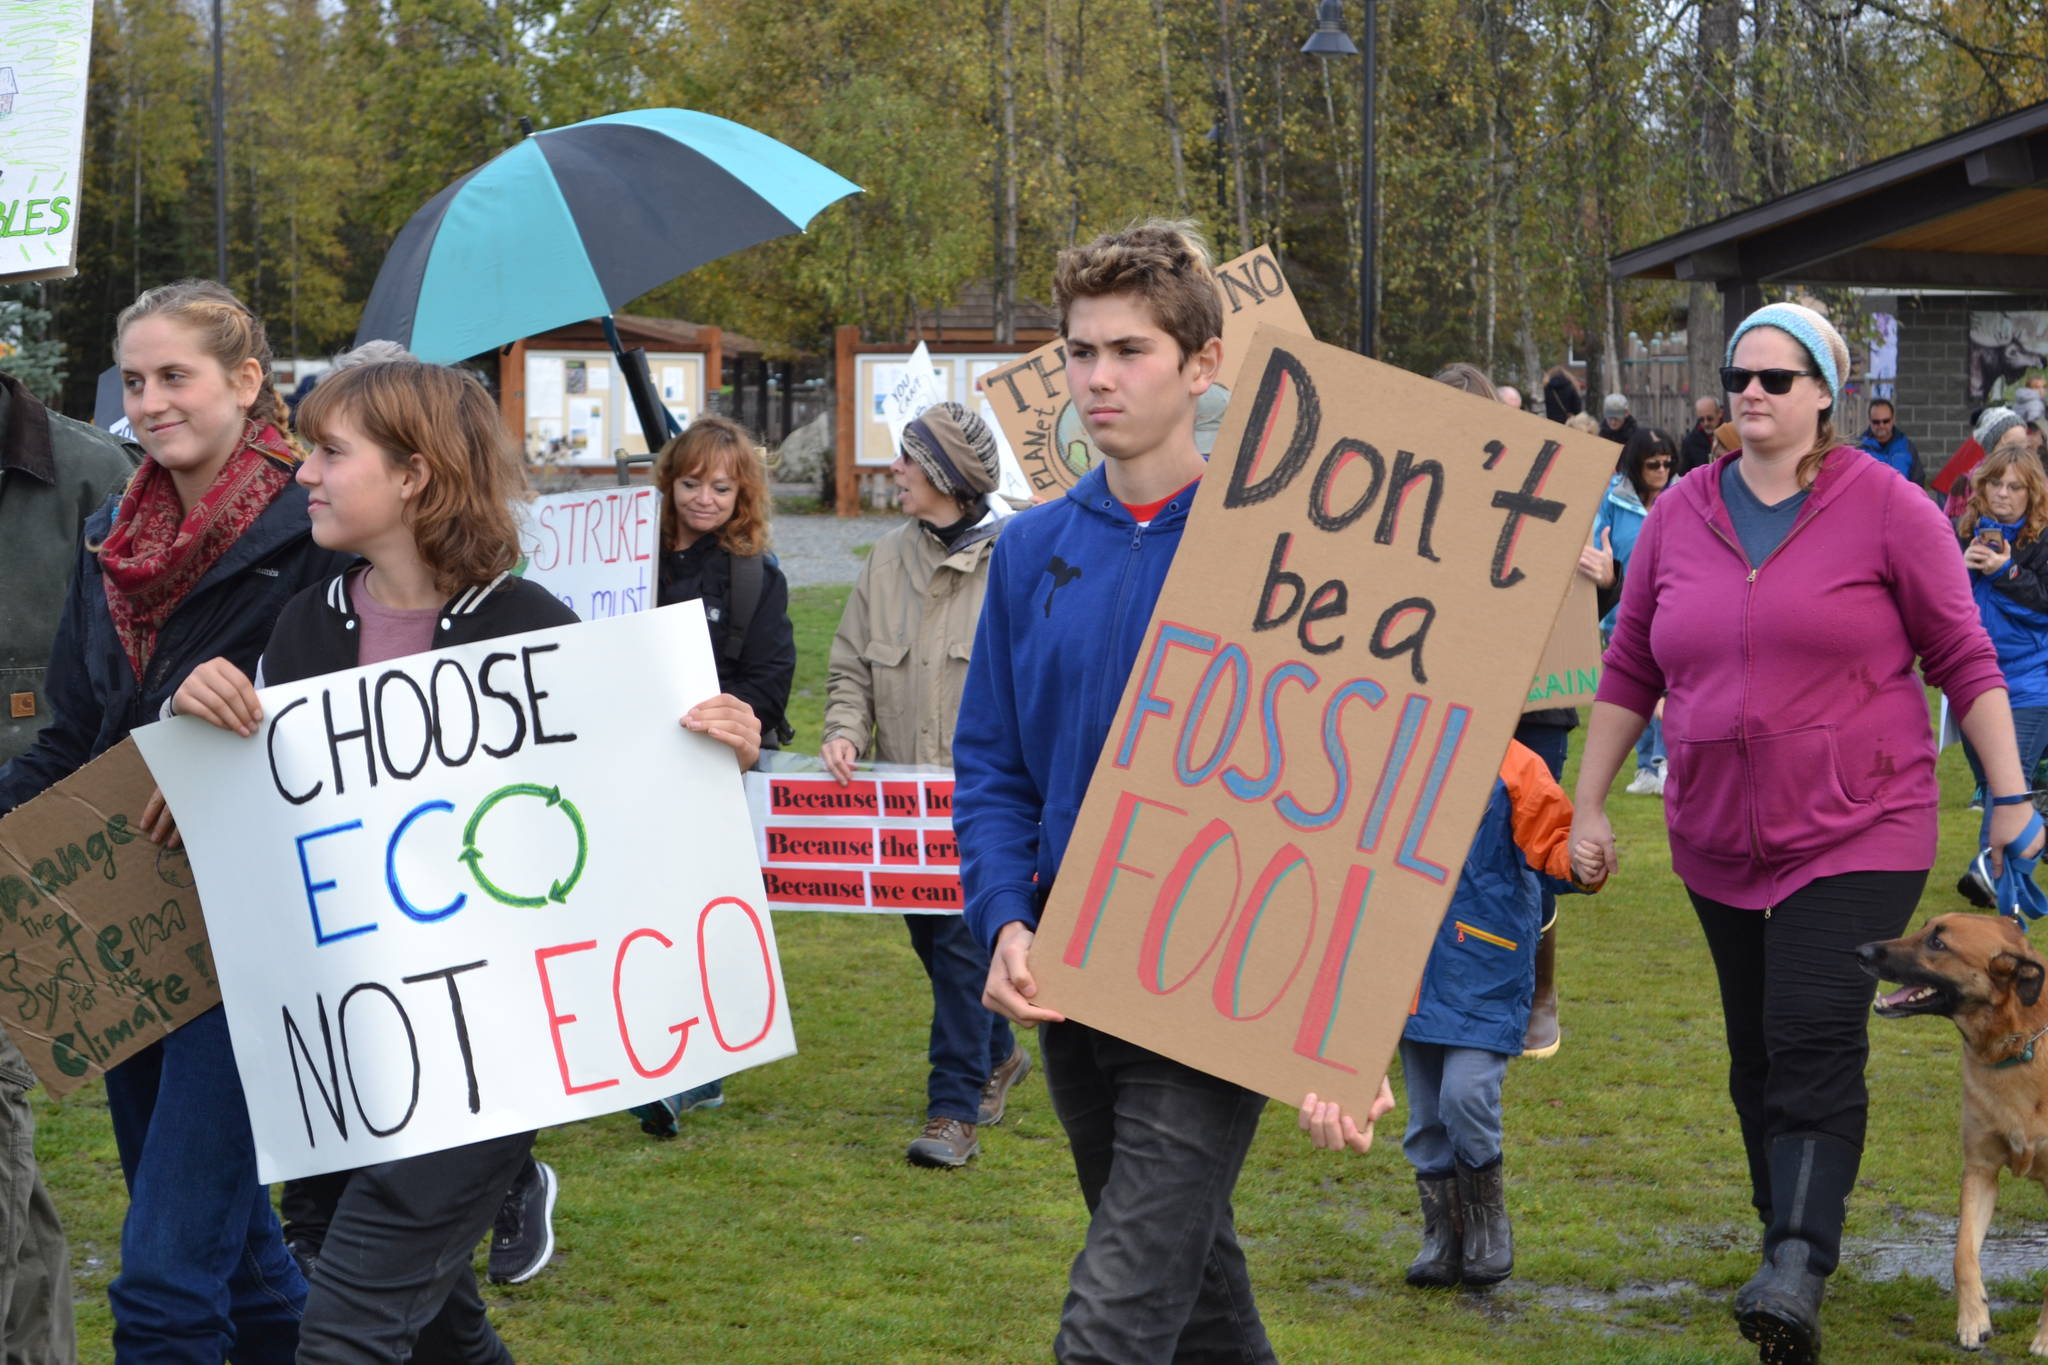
1860, 913, 2048, 1354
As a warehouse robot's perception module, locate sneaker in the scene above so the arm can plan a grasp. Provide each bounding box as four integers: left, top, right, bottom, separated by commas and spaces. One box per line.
906, 1117, 979, 1168
676, 1079, 725, 1112
487, 1159, 558, 1285
977, 1047, 1032, 1126
628, 1098, 679, 1139
1624, 766, 1661, 796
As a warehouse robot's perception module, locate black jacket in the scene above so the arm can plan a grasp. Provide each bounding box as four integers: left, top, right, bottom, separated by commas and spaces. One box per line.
657, 538, 795, 742
260, 565, 581, 687
1543, 372, 1584, 423
0, 479, 349, 815
1678, 424, 1716, 476
1598, 414, 1638, 445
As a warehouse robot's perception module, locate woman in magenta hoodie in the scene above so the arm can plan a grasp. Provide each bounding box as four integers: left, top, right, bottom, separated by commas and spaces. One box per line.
1568, 302, 2033, 1365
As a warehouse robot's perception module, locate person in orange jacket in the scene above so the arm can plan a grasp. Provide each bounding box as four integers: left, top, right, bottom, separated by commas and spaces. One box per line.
1399, 739, 1603, 1291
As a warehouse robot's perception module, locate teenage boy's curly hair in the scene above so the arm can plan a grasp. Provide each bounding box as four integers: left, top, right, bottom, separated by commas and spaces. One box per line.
1053, 220, 1223, 364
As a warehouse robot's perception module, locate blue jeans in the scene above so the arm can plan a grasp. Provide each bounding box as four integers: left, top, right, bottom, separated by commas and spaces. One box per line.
1399, 1040, 1510, 1173
1040, 1021, 1275, 1365
1635, 714, 1665, 774
904, 914, 1013, 1121
102, 1006, 304, 1364
1961, 703, 2048, 813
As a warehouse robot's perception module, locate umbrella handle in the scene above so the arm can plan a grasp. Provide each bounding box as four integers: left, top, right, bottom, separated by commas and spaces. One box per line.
604, 316, 684, 448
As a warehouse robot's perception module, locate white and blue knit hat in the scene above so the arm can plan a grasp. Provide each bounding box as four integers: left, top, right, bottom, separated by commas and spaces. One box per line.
1726, 302, 1851, 411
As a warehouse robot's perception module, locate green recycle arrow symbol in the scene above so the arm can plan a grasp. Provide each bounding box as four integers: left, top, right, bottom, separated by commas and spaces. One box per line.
458, 783, 588, 908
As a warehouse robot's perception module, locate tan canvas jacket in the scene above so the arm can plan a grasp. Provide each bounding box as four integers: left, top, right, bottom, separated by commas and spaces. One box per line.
822, 516, 1001, 766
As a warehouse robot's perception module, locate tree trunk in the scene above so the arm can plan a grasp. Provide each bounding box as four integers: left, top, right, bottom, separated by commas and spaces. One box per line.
1688, 0, 1740, 396
1148, 0, 1187, 213
991, 0, 1017, 344
1215, 0, 1251, 253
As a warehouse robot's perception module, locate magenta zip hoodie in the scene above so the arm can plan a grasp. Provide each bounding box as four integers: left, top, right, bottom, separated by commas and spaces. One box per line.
1596, 446, 2004, 908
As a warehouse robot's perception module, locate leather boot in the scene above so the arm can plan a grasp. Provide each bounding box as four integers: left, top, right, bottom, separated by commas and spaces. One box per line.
1405, 1171, 1462, 1287
1521, 922, 1560, 1057
1735, 1132, 1858, 1363
1455, 1157, 1513, 1286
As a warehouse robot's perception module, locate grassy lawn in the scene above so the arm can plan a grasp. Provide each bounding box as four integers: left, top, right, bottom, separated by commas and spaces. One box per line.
36, 587, 2045, 1361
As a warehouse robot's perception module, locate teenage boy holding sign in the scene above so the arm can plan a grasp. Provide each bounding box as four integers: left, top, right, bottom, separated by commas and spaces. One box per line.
954, 221, 1394, 1363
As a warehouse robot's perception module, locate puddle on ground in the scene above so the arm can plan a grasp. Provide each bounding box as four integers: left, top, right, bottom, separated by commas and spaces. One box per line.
1855, 1232, 2048, 1290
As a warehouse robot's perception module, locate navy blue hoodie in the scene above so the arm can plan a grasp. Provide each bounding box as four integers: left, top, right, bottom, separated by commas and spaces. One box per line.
955, 463, 1197, 953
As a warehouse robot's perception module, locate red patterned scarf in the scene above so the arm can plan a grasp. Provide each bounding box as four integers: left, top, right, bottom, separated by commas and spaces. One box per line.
98, 421, 298, 682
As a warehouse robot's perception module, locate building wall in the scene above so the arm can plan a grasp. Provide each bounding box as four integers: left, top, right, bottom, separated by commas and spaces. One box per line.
1894, 292, 2048, 459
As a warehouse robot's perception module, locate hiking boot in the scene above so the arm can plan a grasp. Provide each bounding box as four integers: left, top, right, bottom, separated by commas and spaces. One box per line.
284, 1233, 320, 1282
1736, 1239, 1825, 1364
1455, 1157, 1513, 1286
906, 1117, 979, 1168
1405, 1171, 1462, 1288
487, 1159, 558, 1285
977, 1047, 1032, 1126
1522, 923, 1560, 1058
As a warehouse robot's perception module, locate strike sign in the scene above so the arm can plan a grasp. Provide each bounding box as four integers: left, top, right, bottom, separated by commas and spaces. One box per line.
1027, 326, 1614, 1119
135, 605, 793, 1181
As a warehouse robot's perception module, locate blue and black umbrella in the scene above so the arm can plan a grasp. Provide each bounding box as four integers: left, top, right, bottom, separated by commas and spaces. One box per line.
354, 108, 859, 432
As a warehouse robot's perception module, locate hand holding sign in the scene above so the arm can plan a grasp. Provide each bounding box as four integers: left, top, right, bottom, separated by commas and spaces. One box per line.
134, 605, 794, 1181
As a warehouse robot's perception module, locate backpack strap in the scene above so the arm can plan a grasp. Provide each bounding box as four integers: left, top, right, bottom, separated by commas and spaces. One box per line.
724, 553, 764, 666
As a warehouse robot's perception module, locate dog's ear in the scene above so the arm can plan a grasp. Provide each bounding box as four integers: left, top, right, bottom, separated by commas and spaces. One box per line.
1999, 951, 2048, 1007
2019, 957, 2046, 1008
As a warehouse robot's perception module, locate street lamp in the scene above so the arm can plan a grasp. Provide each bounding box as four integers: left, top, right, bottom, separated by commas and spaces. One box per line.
1301, 0, 1374, 358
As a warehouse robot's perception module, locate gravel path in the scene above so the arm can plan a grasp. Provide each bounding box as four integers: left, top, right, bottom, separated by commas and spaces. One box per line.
771, 510, 902, 588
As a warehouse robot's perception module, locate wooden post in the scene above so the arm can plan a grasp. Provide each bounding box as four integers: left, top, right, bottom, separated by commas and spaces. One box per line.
704, 327, 724, 421
500, 337, 527, 449
834, 325, 860, 517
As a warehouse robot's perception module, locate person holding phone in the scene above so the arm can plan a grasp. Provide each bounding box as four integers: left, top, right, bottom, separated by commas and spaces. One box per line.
1954, 437, 2048, 905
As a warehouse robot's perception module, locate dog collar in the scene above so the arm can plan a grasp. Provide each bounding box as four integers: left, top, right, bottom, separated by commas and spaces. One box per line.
1990, 1023, 2048, 1070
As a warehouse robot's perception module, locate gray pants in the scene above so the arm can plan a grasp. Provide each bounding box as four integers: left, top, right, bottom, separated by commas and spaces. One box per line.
0, 1029, 74, 1365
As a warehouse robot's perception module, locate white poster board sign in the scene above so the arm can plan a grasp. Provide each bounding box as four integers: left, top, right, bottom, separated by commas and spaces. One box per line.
744, 765, 960, 913
0, 0, 91, 282
877, 341, 946, 454
133, 607, 795, 1182
517, 485, 659, 620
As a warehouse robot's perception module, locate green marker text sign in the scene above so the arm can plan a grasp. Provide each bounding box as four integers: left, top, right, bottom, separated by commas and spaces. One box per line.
0, 737, 220, 1096
134, 604, 794, 1182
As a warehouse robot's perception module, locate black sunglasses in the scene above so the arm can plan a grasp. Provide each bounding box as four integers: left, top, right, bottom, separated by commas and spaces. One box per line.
1642, 458, 1674, 469
1721, 366, 1820, 396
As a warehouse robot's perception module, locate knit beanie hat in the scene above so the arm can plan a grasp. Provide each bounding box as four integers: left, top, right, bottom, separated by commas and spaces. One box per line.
900, 402, 999, 500
1726, 302, 1851, 411
1976, 406, 2025, 453
1602, 392, 1629, 418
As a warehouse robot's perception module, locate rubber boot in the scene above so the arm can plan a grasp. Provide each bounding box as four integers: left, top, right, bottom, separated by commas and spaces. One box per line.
1455, 1157, 1513, 1286
1735, 1132, 1858, 1364
1405, 1172, 1462, 1288
1521, 922, 1560, 1057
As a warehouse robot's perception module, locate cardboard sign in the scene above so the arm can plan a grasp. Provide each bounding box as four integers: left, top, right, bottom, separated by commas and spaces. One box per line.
133, 606, 794, 1181
0, 0, 91, 282
978, 247, 1313, 501
1026, 326, 1613, 1118
0, 738, 220, 1096
744, 766, 960, 914
517, 485, 658, 620
1522, 573, 1603, 711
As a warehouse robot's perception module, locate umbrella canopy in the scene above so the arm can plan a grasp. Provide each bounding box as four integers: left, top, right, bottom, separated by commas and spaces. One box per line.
354, 109, 860, 363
